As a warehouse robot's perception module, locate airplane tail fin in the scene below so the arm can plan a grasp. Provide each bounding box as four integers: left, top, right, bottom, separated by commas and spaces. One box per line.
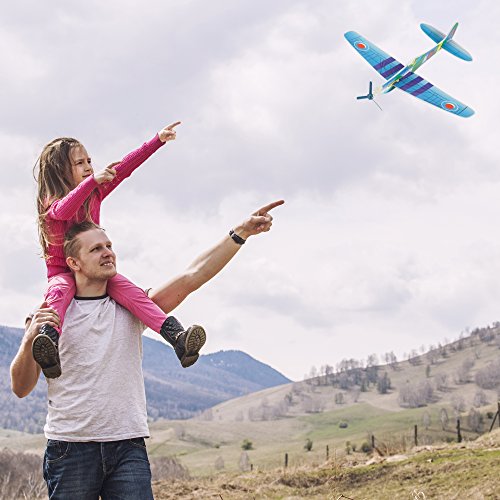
420, 22, 473, 61
444, 22, 459, 42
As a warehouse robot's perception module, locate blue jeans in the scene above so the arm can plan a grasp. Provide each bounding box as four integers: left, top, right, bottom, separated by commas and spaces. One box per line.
43, 438, 154, 500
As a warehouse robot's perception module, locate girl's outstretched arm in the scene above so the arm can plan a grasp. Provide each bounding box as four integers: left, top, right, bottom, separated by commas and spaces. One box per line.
47, 175, 98, 221
98, 122, 181, 200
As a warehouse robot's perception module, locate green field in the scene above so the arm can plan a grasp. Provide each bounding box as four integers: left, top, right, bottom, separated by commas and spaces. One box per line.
144, 400, 493, 477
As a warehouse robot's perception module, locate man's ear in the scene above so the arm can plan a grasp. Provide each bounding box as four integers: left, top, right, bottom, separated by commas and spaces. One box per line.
66, 256, 80, 272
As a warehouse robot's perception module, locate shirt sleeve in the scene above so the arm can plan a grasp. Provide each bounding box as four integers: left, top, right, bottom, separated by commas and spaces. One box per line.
46, 175, 99, 221
98, 134, 165, 201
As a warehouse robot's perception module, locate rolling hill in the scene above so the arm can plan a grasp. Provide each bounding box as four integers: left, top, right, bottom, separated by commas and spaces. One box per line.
0, 325, 291, 432
140, 324, 500, 476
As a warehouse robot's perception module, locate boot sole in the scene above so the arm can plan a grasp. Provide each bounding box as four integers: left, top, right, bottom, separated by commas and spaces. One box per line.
32, 334, 62, 379
181, 325, 206, 368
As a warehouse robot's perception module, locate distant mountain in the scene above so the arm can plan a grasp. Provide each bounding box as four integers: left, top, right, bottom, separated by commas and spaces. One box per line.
0, 325, 291, 433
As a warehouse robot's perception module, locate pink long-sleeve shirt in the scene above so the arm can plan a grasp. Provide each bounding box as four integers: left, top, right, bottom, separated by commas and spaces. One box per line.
44, 134, 164, 278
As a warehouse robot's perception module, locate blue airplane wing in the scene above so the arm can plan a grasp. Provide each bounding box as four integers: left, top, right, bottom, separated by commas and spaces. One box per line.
344, 31, 405, 80
394, 72, 474, 117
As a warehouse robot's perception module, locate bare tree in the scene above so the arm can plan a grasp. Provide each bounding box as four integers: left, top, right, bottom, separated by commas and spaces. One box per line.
214, 456, 225, 471
377, 372, 391, 394
451, 395, 466, 416
422, 410, 431, 430
472, 390, 488, 408
150, 456, 190, 481
351, 388, 361, 403
475, 360, 500, 390
386, 351, 398, 370
366, 353, 379, 367
455, 358, 475, 384
301, 394, 325, 413
435, 372, 448, 391
200, 408, 214, 421
467, 408, 484, 433
239, 452, 251, 472
426, 347, 439, 365
248, 398, 288, 421
408, 349, 421, 366
174, 424, 186, 439
398, 381, 434, 408
438, 343, 448, 358
440, 408, 449, 431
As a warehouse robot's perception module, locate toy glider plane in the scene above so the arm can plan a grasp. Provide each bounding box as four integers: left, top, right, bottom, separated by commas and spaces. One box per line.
344, 23, 474, 117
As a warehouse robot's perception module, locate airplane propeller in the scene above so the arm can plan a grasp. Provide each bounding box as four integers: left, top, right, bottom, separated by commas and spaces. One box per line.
356, 81, 373, 100
356, 81, 382, 111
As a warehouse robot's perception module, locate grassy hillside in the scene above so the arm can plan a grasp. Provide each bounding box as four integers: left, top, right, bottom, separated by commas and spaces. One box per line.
150, 429, 500, 499
143, 327, 499, 476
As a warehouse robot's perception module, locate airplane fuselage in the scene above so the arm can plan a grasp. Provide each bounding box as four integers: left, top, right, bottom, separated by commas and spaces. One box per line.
374, 39, 445, 95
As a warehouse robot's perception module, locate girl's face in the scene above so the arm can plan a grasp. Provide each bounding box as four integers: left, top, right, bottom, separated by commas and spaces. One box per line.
69, 145, 93, 187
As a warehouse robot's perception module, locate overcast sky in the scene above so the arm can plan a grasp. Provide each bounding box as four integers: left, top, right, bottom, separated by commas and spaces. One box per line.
1, 0, 498, 380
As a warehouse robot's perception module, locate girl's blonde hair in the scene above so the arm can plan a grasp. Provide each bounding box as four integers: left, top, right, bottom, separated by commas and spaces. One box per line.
34, 137, 92, 257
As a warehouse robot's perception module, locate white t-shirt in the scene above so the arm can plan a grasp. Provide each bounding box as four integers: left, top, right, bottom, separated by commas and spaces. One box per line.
44, 295, 150, 442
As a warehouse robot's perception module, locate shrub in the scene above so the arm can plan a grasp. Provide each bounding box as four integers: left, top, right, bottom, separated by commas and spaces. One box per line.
241, 439, 253, 450
304, 438, 313, 452
345, 441, 352, 454
0, 449, 45, 499
360, 442, 372, 453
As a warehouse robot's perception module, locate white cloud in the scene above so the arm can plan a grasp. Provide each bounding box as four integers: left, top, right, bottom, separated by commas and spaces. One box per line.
0, 0, 498, 380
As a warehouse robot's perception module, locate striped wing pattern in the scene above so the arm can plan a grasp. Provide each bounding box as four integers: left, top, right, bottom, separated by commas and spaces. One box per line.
394, 72, 474, 117
344, 31, 404, 80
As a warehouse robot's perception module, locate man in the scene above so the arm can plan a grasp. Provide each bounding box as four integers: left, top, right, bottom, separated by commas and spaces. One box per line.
10, 199, 284, 499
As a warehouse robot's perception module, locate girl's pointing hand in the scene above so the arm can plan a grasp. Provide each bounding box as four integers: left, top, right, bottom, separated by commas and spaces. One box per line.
94, 162, 119, 184
158, 121, 181, 142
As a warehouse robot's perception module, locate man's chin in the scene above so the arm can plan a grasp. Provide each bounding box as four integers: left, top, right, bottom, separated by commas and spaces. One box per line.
104, 268, 118, 279
97, 267, 117, 280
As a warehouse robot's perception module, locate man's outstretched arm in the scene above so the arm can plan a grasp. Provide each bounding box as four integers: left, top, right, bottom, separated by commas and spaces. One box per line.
149, 200, 284, 314
10, 307, 60, 398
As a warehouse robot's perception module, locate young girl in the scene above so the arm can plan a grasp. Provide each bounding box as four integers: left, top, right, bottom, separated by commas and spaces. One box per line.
32, 122, 206, 379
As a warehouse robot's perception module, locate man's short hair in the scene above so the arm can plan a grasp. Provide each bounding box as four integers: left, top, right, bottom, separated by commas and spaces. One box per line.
64, 221, 103, 258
